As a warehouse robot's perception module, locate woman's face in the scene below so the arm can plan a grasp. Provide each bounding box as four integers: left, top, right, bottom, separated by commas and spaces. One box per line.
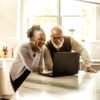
32, 33, 46, 48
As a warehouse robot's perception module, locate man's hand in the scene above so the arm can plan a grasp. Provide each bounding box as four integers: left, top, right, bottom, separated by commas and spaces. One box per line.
85, 67, 97, 73
35, 66, 43, 73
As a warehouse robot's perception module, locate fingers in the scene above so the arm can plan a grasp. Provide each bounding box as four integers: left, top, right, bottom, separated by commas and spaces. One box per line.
34, 67, 38, 72
36, 46, 41, 53
85, 67, 97, 73
37, 67, 43, 73
35, 67, 43, 73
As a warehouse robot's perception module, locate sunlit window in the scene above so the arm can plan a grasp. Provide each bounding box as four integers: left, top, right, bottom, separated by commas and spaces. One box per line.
19, 0, 97, 42
27, 0, 57, 16
61, 0, 83, 15
61, 0, 96, 41
28, 17, 57, 40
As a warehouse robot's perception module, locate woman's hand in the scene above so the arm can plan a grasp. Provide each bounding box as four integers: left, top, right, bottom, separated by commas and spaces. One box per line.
32, 40, 41, 53
35, 66, 43, 73
35, 45, 41, 53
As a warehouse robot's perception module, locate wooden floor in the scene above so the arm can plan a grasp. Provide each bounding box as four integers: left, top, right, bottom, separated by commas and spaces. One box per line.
10, 71, 100, 100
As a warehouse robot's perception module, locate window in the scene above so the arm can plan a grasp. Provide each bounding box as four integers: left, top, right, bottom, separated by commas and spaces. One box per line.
18, 0, 97, 42
28, 17, 57, 40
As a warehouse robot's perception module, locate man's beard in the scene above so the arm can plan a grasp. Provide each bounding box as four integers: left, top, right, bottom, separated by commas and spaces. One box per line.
51, 38, 64, 50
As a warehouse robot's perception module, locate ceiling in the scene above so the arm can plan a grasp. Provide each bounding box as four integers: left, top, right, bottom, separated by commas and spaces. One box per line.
76, 0, 100, 5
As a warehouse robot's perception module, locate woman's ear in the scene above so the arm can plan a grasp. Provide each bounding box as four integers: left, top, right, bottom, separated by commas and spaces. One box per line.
31, 37, 36, 41
31, 37, 38, 45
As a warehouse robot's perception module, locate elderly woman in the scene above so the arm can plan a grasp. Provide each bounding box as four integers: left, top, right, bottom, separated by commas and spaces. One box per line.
10, 25, 46, 92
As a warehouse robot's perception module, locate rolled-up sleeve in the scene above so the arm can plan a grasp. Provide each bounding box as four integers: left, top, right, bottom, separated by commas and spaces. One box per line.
71, 37, 91, 67
44, 46, 53, 70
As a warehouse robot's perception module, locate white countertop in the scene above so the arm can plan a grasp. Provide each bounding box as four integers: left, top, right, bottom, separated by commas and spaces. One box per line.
0, 58, 13, 61
11, 71, 100, 100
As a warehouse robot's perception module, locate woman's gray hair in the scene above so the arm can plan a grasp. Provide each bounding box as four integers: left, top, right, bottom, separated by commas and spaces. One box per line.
33, 30, 44, 37
27, 25, 45, 39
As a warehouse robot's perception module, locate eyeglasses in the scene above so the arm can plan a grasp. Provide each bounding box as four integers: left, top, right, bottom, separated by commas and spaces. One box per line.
37, 37, 46, 43
53, 36, 63, 41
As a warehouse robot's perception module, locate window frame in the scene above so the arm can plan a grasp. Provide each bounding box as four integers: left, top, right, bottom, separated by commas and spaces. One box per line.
17, 0, 97, 41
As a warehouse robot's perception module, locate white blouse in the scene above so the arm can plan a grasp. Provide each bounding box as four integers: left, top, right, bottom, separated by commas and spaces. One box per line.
10, 43, 44, 81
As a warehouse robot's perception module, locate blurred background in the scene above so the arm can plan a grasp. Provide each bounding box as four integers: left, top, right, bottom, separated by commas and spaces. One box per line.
0, 0, 100, 59
1, 0, 100, 99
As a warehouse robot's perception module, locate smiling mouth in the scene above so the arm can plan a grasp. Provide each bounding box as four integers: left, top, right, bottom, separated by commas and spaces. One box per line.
38, 43, 44, 47
55, 41, 61, 45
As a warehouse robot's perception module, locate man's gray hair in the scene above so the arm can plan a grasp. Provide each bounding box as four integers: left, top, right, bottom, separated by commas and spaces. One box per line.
51, 26, 63, 34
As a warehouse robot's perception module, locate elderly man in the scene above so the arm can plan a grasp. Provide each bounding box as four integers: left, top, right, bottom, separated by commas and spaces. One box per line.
44, 26, 97, 73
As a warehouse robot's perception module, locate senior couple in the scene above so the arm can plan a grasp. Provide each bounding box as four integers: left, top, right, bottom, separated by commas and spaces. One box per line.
10, 25, 97, 92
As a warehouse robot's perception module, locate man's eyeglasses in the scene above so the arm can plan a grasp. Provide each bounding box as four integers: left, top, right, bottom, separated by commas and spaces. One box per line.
53, 36, 64, 41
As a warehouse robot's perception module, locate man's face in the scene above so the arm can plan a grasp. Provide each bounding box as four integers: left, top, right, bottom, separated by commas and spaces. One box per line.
51, 28, 64, 46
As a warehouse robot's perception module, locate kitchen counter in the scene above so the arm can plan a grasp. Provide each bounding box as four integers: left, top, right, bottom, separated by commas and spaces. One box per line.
11, 71, 100, 100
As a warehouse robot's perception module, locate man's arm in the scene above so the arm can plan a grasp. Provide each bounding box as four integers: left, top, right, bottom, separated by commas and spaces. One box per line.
44, 46, 53, 71
70, 37, 97, 73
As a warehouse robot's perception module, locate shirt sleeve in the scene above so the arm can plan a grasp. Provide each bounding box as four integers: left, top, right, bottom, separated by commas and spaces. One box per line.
44, 46, 53, 70
18, 46, 41, 72
70, 37, 92, 67
38, 47, 44, 67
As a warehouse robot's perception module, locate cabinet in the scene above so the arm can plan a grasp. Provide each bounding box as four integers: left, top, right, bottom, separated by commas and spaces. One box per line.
0, 58, 14, 98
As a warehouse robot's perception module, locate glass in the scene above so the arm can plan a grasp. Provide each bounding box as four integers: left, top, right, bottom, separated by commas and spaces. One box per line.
62, 15, 96, 41
62, 17, 84, 40
53, 36, 64, 41
81, 0, 100, 3
61, 0, 97, 41
27, 0, 57, 16
28, 17, 57, 40
21, 0, 99, 42
61, 0, 83, 16
37, 37, 46, 43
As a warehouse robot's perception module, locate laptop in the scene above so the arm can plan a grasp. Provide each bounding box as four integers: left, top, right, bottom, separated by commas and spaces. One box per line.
40, 52, 80, 77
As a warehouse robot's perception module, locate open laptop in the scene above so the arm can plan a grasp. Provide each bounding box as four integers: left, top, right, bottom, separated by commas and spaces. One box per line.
40, 52, 80, 77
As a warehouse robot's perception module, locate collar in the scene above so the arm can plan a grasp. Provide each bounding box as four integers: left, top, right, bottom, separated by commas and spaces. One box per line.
51, 38, 64, 51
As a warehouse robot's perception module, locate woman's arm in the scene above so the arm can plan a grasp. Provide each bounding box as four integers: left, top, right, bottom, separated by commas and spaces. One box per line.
18, 46, 41, 72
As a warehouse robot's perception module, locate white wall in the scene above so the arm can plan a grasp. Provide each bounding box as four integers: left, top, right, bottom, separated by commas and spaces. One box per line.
0, 0, 17, 38
89, 6, 100, 59
0, 0, 17, 58
96, 6, 100, 40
